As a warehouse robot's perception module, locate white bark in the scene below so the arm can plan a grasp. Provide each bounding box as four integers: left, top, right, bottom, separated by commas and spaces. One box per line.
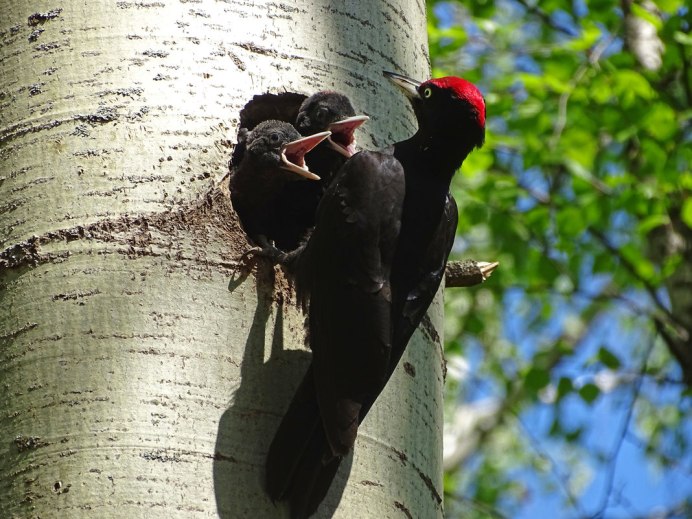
623, 0, 664, 71
0, 1, 443, 517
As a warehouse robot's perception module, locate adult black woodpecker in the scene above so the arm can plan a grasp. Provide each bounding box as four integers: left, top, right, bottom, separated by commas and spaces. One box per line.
265, 72, 486, 518
228, 120, 329, 249
271, 92, 369, 250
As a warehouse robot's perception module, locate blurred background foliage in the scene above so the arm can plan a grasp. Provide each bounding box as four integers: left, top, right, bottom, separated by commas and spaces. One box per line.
431, 0, 691, 517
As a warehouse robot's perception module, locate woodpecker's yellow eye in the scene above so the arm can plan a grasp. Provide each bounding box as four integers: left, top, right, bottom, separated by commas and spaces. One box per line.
423, 87, 433, 98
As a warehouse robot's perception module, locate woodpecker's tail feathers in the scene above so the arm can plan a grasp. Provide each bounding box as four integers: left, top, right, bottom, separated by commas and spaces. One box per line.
265, 365, 342, 519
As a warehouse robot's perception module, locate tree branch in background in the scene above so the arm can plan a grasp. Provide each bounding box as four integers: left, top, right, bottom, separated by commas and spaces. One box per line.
587, 227, 682, 320
588, 227, 692, 385
445, 492, 509, 519
516, 416, 587, 516
587, 334, 656, 519
623, 502, 692, 519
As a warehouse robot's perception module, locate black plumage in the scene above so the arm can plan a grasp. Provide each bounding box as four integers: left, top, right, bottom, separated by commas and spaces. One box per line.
265, 72, 486, 518
272, 92, 369, 251
228, 120, 328, 249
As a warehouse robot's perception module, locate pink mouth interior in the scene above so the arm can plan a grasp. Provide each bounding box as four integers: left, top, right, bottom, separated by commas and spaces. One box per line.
331, 128, 356, 154
283, 142, 311, 168
329, 117, 366, 156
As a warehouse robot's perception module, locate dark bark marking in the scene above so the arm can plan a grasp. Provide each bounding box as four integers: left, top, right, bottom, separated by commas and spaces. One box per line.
28, 83, 42, 96
213, 451, 238, 463
28, 29, 44, 42
413, 465, 442, 506
381, 0, 413, 31
0, 106, 122, 145
333, 50, 370, 65
419, 314, 440, 345
28, 9, 63, 26
140, 450, 184, 463
394, 501, 413, 519
143, 49, 169, 58
403, 361, 416, 377
97, 87, 144, 98
234, 41, 277, 57
189, 9, 210, 18
389, 445, 442, 508
116, 1, 165, 8
34, 41, 61, 51
0, 323, 38, 341
51, 288, 102, 302
228, 52, 246, 71
267, 2, 302, 14
14, 435, 49, 452
325, 8, 375, 29
390, 446, 408, 465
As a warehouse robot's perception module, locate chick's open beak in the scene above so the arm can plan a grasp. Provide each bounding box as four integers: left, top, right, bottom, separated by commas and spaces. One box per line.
327, 115, 369, 158
280, 131, 331, 180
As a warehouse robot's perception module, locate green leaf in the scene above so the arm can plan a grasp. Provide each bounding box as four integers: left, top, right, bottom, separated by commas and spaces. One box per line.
656, 0, 684, 12
567, 22, 601, 51
682, 172, 692, 190
578, 383, 601, 404
630, 3, 663, 30
643, 103, 677, 141
681, 198, 692, 229
589, 73, 614, 104
556, 206, 586, 238
640, 138, 669, 175
613, 70, 654, 104
543, 74, 570, 94
517, 98, 544, 118
524, 367, 551, 392
673, 31, 692, 46
462, 148, 494, 176
620, 243, 656, 281
557, 377, 574, 399
565, 426, 583, 442
598, 346, 621, 369
638, 214, 670, 234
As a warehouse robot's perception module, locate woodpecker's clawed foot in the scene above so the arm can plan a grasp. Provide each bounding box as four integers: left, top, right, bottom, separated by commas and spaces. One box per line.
232, 245, 284, 276
252, 244, 291, 264
231, 247, 263, 275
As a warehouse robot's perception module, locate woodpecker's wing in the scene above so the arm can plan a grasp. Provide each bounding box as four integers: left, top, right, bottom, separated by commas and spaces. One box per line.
297, 150, 405, 456
391, 193, 458, 376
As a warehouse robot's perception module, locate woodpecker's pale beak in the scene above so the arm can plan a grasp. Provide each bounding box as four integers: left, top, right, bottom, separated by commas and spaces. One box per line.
280, 131, 330, 180
327, 115, 369, 158
383, 71, 422, 100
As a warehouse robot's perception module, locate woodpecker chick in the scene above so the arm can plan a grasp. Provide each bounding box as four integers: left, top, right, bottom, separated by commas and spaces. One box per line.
296, 91, 369, 162
229, 120, 329, 249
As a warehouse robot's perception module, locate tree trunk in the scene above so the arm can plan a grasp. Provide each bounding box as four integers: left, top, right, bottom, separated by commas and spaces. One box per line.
0, 1, 444, 517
